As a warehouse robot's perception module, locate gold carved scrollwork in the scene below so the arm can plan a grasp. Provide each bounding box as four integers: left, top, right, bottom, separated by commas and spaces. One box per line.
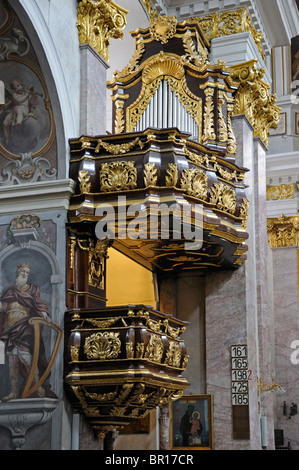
210, 182, 237, 214
144, 334, 164, 363
100, 161, 137, 192
182, 30, 209, 67
76, 0, 128, 62
84, 331, 121, 360
180, 168, 208, 201
266, 184, 294, 201
149, 15, 177, 44
230, 60, 281, 147
267, 214, 299, 248
165, 342, 182, 368
141, 0, 158, 19
195, 8, 264, 59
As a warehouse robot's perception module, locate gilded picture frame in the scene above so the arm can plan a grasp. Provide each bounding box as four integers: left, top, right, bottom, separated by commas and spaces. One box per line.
170, 394, 214, 450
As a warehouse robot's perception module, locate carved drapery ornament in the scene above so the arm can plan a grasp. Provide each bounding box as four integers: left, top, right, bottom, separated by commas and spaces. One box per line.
230, 60, 281, 147
267, 214, 299, 248
77, 0, 128, 61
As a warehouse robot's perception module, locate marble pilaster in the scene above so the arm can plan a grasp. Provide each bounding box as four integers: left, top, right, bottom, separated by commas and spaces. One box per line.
272, 246, 299, 449
205, 115, 261, 449
253, 137, 275, 449
79, 43, 109, 136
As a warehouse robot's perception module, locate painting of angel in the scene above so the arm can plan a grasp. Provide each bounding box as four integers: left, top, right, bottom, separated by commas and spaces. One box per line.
0, 61, 52, 157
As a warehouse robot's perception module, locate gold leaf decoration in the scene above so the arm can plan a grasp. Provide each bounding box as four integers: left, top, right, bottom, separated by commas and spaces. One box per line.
100, 161, 137, 192
180, 168, 208, 200
84, 332, 121, 360
144, 162, 158, 186
210, 182, 237, 214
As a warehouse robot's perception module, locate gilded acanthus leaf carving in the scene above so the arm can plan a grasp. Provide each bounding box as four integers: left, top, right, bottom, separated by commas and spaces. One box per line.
79, 170, 91, 194
210, 182, 237, 214
144, 163, 158, 187
76, 0, 128, 62
180, 168, 208, 200
203, 89, 216, 142
230, 60, 281, 146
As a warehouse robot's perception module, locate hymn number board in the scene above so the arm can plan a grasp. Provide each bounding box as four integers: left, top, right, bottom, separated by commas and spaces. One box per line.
231, 344, 250, 439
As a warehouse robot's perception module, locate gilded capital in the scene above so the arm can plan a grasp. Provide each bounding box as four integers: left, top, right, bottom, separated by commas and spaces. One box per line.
267, 214, 299, 248
77, 0, 128, 61
229, 60, 281, 147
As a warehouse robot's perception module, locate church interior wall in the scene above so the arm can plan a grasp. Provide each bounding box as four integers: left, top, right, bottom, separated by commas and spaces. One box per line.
0, 0, 299, 451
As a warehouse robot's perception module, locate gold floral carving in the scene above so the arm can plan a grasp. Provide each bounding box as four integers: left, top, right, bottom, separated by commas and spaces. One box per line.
266, 184, 294, 201
210, 182, 237, 214
149, 15, 178, 44
182, 31, 209, 67
230, 60, 281, 147
165, 163, 178, 187
79, 170, 91, 193
195, 8, 264, 59
100, 161, 137, 192
84, 331, 121, 359
76, 0, 128, 62
267, 214, 299, 248
141, 0, 158, 19
180, 168, 208, 200
144, 162, 158, 186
